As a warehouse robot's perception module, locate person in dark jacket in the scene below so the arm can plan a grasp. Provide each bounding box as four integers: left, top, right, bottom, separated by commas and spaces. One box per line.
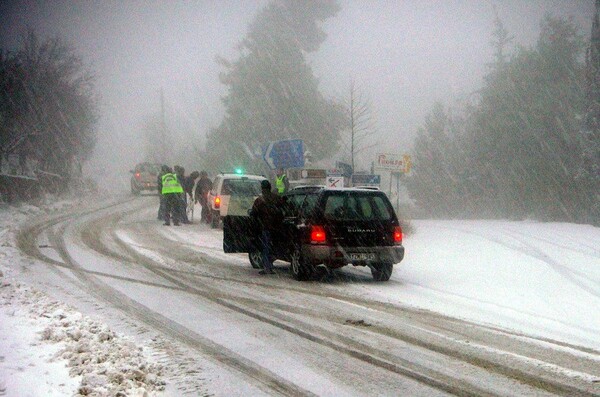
250, 180, 284, 275
174, 165, 190, 224
183, 171, 200, 221
194, 171, 213, 224
184, 171, 200, 197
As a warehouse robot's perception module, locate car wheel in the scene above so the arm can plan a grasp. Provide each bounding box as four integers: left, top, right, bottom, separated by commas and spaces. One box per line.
249, 251, 264, 269
290, 246, 312, 281
371, 262, 393, 281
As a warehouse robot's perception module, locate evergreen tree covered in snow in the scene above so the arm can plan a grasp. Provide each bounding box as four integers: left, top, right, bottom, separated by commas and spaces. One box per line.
0, 30, 97, 177
408, 16, 590, 221
405, 103, 472, 218
203, 0, 345, 173
578, 0, 600, 225
474, 16, 585, 220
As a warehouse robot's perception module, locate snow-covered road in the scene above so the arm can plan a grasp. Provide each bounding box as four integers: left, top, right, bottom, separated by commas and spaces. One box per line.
1, 196, 599, 396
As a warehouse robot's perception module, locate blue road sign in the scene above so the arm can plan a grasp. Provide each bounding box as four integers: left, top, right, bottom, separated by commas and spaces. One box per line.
263, 139, 305, 169
351, 174, 381, 185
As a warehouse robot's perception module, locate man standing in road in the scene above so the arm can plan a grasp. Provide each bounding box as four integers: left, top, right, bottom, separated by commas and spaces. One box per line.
161, 168, 184, 226
250, 180, 284, 275
174, 165, 190, 224
274, 168, 289, 194
195, 171, 213, 224
184, 171, 200, 222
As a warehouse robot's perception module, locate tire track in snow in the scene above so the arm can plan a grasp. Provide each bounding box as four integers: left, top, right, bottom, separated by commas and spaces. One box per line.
502, 227, 600, 259
22, 200, 600, 397
86, 205, 517, 396
103, 206, 600, 397
18, 200, 316, 397
111, 211, 600, 359
134, 219, 600, 358
115, 210, 600, 357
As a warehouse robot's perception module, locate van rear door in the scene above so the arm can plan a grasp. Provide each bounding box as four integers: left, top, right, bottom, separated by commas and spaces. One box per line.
223, 215, 260, 253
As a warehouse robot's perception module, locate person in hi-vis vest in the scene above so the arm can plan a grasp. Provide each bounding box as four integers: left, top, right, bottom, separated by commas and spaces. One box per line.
161, 169, 184, 226
275, 168, 289, 194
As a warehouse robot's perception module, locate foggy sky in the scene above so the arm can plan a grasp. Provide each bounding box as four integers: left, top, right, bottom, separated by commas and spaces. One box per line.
0, 0, 594, 180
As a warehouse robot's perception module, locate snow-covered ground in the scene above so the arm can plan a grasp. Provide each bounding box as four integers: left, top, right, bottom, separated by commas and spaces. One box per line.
0, 201, 168, 397
395, 219, 600, 348
1, 198, 599, 396
156, 212, 600, 351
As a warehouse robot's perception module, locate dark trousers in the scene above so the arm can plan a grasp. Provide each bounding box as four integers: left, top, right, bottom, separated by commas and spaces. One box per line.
164, 194, 180, 224
260, 230, 274, 271
158, 195, 166, 220
199, 196, 210, 224
178, 193, 189, 223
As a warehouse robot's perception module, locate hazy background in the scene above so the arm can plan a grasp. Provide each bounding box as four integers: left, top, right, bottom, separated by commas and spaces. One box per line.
0, 0, 594, 184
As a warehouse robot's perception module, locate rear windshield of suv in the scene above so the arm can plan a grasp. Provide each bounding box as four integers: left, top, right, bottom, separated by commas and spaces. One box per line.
323, 192, 393, 221
221, 179, 262, 196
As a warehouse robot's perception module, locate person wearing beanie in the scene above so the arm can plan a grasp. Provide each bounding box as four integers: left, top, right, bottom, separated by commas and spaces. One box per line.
250, 179, 284, 274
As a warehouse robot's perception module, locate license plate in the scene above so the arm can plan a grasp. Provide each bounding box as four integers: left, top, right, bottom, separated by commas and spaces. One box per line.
350, 253, 375, 261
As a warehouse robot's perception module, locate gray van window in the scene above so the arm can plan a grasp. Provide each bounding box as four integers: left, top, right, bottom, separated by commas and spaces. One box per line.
222, 179, 262, 196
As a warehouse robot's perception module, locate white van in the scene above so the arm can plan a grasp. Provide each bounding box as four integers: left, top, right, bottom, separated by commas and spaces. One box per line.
207, 173, 267, 228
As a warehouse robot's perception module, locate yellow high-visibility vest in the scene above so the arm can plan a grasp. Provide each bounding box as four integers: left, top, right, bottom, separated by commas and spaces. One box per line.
162, 173, 183, 194
275, 174, 286, 193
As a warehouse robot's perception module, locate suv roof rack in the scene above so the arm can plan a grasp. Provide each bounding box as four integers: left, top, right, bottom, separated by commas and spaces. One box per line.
290, 185, 325, 191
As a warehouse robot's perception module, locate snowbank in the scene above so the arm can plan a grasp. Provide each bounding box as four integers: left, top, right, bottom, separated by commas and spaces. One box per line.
0, 201, 166, 397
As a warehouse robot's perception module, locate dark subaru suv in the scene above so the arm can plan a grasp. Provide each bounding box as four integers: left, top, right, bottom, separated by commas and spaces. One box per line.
223, 186, 404, 281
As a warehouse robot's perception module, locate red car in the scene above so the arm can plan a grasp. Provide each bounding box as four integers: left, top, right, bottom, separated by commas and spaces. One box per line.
130, 163, 161, 195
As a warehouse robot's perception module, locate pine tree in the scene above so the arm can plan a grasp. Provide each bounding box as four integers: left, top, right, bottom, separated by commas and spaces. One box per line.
468, 16, 585, 220
407, 16, 588, 221
1, 30, 97, 178
405, 103, 466, 217
203, 0, 345, 174
578, 0, 600, 224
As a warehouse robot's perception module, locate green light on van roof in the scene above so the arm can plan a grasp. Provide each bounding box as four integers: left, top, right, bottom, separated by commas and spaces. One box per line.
234, 168, 243, 175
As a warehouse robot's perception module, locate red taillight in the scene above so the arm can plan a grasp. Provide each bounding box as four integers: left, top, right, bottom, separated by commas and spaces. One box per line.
310, 225, 326, 244
214, 196, 221, 208
135, 172, 141, 179
393, 226, 403, 244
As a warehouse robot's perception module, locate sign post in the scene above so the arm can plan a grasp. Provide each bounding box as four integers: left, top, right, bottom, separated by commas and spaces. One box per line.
393, 171, 401, 212
263, 139, 305, 170
374, 153, 411, 211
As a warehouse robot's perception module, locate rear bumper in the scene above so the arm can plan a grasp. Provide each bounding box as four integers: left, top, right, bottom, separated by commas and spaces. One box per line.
133, 181, 158, 191
303, 244, 405, 267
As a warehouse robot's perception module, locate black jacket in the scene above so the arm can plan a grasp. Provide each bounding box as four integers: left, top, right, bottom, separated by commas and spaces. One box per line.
251, 189, 284, 232
183, 176, 196, 196
195, 177, 213, 201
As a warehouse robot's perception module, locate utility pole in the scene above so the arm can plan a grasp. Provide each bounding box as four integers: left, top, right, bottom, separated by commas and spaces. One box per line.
160, 88, 168, 163
350, 80, 355, 174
